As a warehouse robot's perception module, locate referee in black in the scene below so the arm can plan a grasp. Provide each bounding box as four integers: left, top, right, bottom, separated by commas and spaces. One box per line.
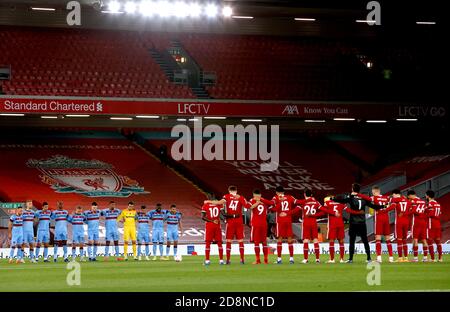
334, 183, 384, 263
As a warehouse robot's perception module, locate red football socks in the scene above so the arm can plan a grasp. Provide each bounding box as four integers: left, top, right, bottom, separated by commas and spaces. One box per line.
205, 242, 211, 261
314, 242, 320, 260
239, 242, 245, 262
437, 243, 442, 260
386, 240, 393, 257
254, 244, 261, 262
288, 243, 294, 257
376, 240, 382, 256
226, 242, 231, 261
329, 242, 335, 261
397, 239, 403, 258
428, 241, 435, 261
303, 242, 309, 260
413, 245, 418, 257
277, 242, 282, 257
262, 242, 268, 262
217, 242, 224, 260
339, 243, 345, 260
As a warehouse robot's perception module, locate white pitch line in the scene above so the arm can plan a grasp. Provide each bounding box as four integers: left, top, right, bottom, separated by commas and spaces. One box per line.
0, 267, 64, 270
356, 289, 450, 292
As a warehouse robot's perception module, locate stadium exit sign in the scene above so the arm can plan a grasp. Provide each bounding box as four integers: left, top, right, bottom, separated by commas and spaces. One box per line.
0, 202, 24, 209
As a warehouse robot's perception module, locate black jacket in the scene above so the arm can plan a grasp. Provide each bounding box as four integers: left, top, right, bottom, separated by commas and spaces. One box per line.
334, 194, 384, 225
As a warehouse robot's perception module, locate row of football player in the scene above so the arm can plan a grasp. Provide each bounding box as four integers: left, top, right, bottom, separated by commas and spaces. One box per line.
200, 185, 442, 265
7, 201, 183, 263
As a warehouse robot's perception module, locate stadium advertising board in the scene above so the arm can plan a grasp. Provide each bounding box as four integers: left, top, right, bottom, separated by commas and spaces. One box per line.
2, 243, 447, 258
0, 97, 446, 119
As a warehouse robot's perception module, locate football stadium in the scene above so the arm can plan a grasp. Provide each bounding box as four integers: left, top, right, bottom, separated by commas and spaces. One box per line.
0, 0, 448, 300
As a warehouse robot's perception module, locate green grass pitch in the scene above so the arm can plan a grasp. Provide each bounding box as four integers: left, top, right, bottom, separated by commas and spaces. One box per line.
1, 254, 449, 292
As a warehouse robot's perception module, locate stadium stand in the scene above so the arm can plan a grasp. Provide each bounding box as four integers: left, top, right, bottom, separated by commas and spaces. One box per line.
439, 193, 450, 223
437, 192, 450, 243
326, 134, 380, 166
0, 27, 412, 101
363, 154, 450, 186
438, 191, 450, 243
0, 130, 207, 243
0, 129, 210, 246
136, 131, 360, 200
179, 34, 352, 100
0, 27, 195, 98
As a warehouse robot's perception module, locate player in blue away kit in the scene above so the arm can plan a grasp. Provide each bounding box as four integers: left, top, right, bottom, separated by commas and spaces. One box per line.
165, 204, 183, 260
51, 201, 69, 262
22, 199, 36, 263
101, 201, 121, 260
35, 202, 52, 262
84, 202, 101, 261
148, 203, 168, 260
8, 206, 24, 264
137, 205, 151, 261
69, 206, 87, 261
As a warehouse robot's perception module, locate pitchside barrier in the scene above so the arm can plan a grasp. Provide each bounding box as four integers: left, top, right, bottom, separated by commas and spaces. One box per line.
0, 243, 449, 259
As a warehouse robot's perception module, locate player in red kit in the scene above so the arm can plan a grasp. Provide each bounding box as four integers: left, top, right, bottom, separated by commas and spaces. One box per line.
425, 190, 443, 262
245, 189, 272, 264
357, 186, 394, 263
388, 189, 413, 262
407, 190, 429, 262
322, 196, 364, 263
201, 194, 224, 266
268, 186, 301, 264
206, 185, 247, 264
296, 190, 325, 264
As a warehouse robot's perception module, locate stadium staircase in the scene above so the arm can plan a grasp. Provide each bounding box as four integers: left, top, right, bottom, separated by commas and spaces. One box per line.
149, 48, 178, 83
169, 39, 212, 99
190, 86, 211, 99
147, 38, 212, 99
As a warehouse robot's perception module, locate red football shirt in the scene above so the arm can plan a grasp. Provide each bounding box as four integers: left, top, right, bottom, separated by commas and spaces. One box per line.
322, 200, 348, 228
222, 194, 246, 219
202, 203, 222, 224
371, 195, 390, 215
297, 198, 325, 222
270, 195, 299, 224
358, 193, 389, 215
389, 196, 412, 223
427, 200, 442, 229
410, 197, 428, 224
246, 198, 269, 227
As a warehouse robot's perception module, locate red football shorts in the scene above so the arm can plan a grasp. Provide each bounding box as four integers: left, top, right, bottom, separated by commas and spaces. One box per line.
302, 222, 318, 240
205, 223, 222, 243
251, 225, 267, 244
225, 220, 244, 240
395, 220, 409, 239
375, 214, 390, 235
276, 222, 292, 238
412, 222, 427, 240
427, 227, 441, 240
327, 225, 345, 240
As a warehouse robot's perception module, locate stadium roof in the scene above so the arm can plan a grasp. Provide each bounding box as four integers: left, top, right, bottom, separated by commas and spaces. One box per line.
0, 0, 443, 37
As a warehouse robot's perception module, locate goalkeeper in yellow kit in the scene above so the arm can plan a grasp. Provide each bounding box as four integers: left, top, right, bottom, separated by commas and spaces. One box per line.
117, 201, 138, 260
